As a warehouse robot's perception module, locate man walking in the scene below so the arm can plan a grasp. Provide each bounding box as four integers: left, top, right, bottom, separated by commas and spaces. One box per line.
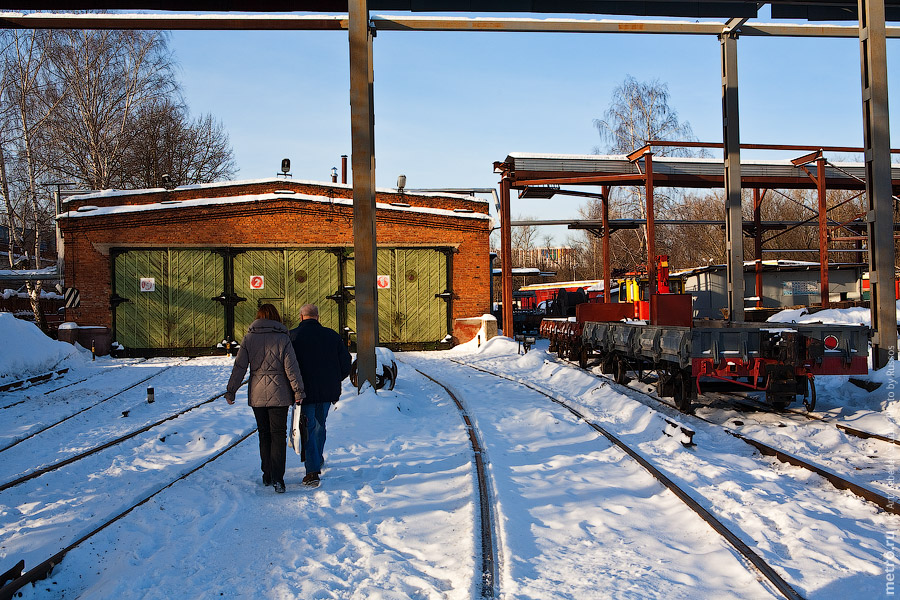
289, 303, 352, 487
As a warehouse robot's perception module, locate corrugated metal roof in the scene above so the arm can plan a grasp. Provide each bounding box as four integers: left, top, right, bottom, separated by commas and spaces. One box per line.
504, 153, 900, 187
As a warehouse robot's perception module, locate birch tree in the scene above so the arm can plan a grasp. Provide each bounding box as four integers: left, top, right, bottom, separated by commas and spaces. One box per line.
593, 76, 700, 267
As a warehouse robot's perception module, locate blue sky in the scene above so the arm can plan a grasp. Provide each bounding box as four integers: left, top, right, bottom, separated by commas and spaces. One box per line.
167, 8, 899, 241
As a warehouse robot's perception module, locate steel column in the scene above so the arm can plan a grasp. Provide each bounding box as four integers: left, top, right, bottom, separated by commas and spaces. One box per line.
645, 153, 658, 298
721, 31, 745, 322
859, 0, 897, 369
753, 189, 763, 308
500, 176, 514, 337
816, 157, 830, 307
602, 185, 611, 303
348, 0, 378, 388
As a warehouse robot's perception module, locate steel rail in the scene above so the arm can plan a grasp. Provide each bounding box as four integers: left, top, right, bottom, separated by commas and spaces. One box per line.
406, 364, 498, 600
0, 358, 153, 411
0, 380, 245, 493
555, 354, 900, 516
0, 12, 899, 39
448, 358, 804, 600
41, 357, 152, 396
0, 368, 68, 395
716, 392, 900, 448
0, 427, 257, 600
0, 359, 191, 454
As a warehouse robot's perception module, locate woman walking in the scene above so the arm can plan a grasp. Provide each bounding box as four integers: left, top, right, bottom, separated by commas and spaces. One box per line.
225, 304, 305, 493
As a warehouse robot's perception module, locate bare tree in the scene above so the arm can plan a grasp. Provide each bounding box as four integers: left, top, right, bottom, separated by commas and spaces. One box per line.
120, 99, 236, 188
5, 29, 66, 330
592, 76, 703, 269
48, 29, 177, 190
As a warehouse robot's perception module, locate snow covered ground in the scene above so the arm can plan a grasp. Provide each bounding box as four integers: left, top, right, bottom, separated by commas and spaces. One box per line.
0, 309, 898, 599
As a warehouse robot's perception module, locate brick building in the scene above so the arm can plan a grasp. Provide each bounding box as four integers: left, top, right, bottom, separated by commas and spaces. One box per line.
57, 178, 491, 355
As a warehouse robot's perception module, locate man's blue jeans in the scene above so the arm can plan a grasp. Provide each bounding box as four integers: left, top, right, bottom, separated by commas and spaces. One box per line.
301, 402, 330, 474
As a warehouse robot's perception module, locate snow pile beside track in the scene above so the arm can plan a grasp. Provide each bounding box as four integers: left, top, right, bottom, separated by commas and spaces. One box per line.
0, 312, 87, 382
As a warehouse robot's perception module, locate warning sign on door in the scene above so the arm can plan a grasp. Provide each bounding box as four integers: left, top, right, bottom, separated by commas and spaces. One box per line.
140, 278, 155, 292
250, 275, 265, 290
377, 275, 390, 289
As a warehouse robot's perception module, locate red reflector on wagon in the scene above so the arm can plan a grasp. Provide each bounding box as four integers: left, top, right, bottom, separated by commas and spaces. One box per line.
823, 335, 839, 350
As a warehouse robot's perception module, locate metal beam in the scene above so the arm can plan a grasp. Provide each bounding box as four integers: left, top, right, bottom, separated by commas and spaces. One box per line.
349, 0, 378, 389
1, 12, 899, 38
500, 176, 514, 339
721, 30, 745, 322
859, 0, 898, 369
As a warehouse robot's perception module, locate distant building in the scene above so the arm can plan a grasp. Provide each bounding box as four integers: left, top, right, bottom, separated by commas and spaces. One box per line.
512, 247, 575, 271
675, 261, 865, 319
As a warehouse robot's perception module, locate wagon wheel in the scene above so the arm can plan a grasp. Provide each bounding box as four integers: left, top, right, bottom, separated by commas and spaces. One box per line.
579, 346, 590, 369
569, 342, 581, 361
673, 371, 693, 414
614, 357, 630, 385
600, 354, 615, 375
802, 377, 816, 412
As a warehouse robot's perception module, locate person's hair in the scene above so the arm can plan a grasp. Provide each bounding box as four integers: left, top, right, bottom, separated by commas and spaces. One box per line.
300, 304, 319, 319
257, 303, 282, 323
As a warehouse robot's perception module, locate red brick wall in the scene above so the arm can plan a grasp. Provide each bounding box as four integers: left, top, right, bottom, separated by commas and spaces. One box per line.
60, 191, 490, 345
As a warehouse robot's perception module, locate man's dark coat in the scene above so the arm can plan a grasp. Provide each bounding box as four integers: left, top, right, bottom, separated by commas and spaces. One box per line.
289, 319, 352, 404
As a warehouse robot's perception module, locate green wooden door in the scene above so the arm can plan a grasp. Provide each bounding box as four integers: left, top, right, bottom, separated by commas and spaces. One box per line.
115, 250, 168, 349
114, 249, 224, 349
233, 250, 287, 342
167, 250, 225, 348
233, 249, 342, 341
344, 248, 449, 345
394, 249, 448, 343
285, 249, 340, 331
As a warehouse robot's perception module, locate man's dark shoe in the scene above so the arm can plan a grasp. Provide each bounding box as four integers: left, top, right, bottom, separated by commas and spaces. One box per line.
274, 480, 286, 493
262, 474, 272, 486
302, 472, 320, 487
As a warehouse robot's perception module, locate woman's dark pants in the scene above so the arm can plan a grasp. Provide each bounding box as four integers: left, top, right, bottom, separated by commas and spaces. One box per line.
252, 406, 289, 484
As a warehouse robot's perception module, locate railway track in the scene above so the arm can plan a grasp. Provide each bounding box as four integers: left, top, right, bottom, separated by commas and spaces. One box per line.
444, 357, 804, 600
0, 426, 257, 600
709, 392, 900, 448
0, 358, 192, 453
404, 363, 499, 599
0, 382, 244, 493
555, 356, 900, 517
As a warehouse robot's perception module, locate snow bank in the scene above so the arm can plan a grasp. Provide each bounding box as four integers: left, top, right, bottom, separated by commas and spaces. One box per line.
0, 312, 86, 382
767, 300, 900, 327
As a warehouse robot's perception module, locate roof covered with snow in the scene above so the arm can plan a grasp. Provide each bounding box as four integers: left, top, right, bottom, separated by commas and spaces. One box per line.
57, 191, 491, 222
63, 177, 490, 205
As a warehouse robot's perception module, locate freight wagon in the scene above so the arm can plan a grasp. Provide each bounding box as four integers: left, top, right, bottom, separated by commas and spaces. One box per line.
541, 296, 868, 413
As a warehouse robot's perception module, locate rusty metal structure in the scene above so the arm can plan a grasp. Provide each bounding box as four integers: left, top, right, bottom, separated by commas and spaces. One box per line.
497, 142, 900, 368
1, 0, 898, 376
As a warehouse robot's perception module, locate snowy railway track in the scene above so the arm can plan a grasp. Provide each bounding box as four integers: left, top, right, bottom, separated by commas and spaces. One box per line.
404, 364, 499, 600
0, 427, 257, 600
0, 368, 69, 395
553, 355, 900, 516
0, 359, 153, 411
710, 392, 900, 448
0, 357, 191, 450
0, 380, 247, 493
446, 358, 805, 600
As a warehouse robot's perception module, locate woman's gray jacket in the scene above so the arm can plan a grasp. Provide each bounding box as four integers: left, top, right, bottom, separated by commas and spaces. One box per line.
225, 319, 305, 407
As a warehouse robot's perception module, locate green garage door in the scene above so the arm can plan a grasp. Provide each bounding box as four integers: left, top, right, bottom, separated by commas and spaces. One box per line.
233, 249, 340, 341
114, 249, 224, 350
345, 248, 449, 345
